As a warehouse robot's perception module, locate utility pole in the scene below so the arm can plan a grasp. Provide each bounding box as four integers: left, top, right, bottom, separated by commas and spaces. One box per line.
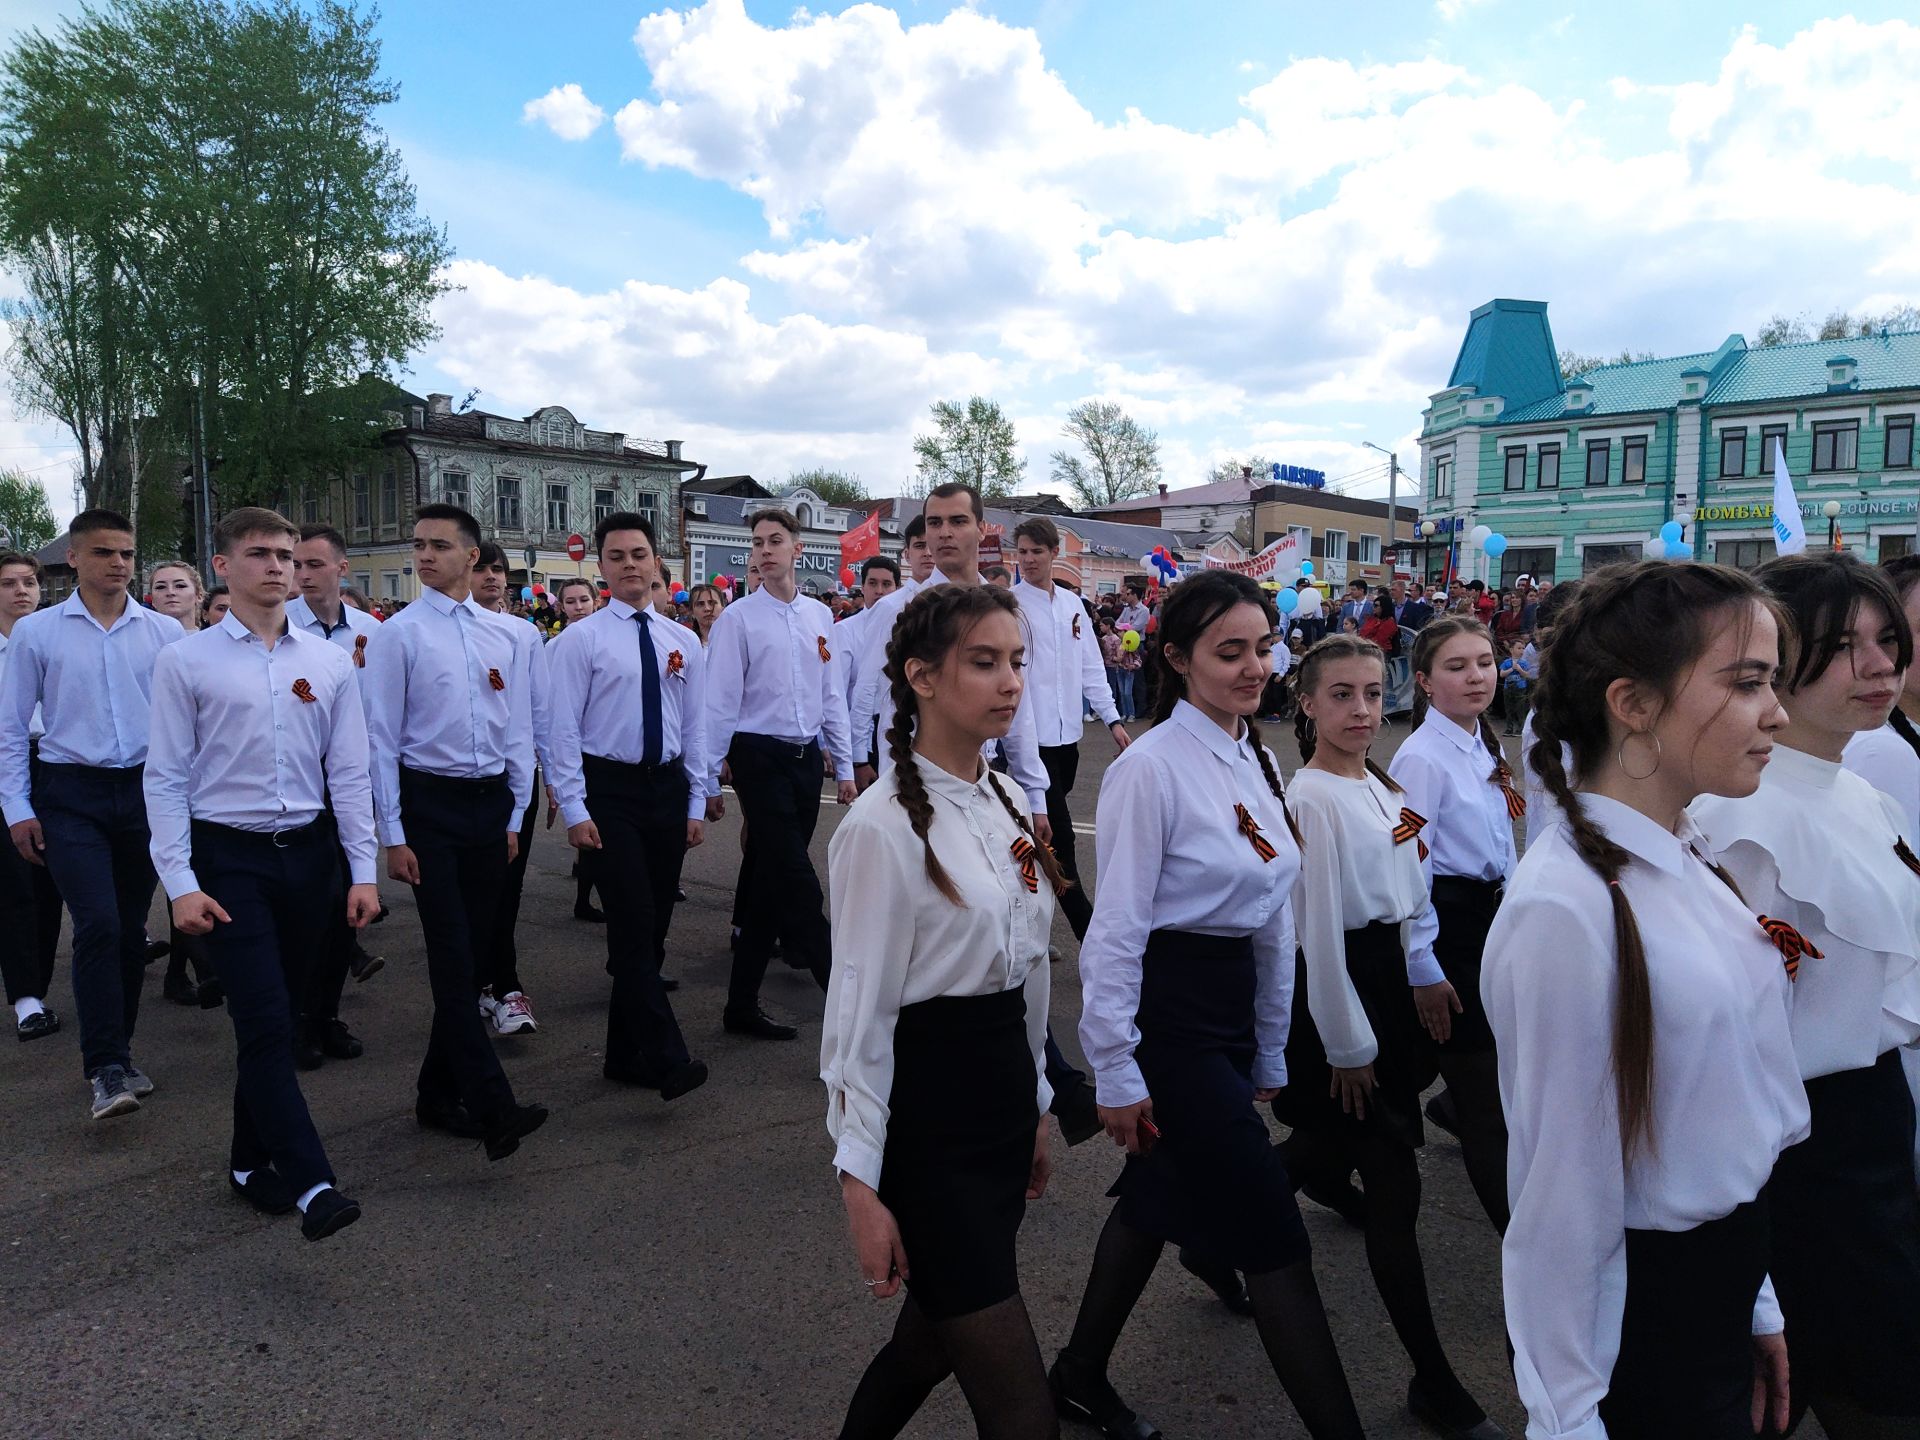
1362, 440, 1400, 572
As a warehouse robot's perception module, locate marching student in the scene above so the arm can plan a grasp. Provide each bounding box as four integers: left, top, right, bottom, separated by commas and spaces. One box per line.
1387, 616, 1517, 1232
1491, 560, 1804, 1439
1277, 633, 1499, 1440
831, 554, 901, 763
286, 524, 386, 1068
703, 507, 856, 1040
361, 503, 548, 1162
551, 576, 608, 923
1517, 579, 1581, 845
0, 509, 182, 1120
823, 583, 1062, 1439
470, 541, 555, 1038
0, 550, 63, 1042
145, 508, 374, 1241
547, 512, 708, 1102
1691, 552, 1920, 1439
1054, 571, 1364, 1440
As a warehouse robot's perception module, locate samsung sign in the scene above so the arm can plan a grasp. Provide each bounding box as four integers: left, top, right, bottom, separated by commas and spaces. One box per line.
1270, 463, 1327, 489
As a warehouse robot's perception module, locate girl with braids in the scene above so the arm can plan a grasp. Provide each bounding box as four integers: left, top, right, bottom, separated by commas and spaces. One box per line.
1517, 578, 1581, 845
1278, 633, 1500, 1440
1387, 615, 1516, 1233
1690, 552, 1920, 1440
1054, 569, 1365, 1440
821, 583, 1063, 1440
1486, 559, 1805, 1440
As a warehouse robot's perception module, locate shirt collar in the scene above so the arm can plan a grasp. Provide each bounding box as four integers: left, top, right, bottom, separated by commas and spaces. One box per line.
1573, 792, 1696, 879
606, 595, 641, 622
1426, 707, 1481, 756
1170, 698, 1253, 768
419, 585, 476, 619
62, 590, 149, 632
1768, 742, 1842, 791
216, 610, 298, 646
916, 755, 995, 809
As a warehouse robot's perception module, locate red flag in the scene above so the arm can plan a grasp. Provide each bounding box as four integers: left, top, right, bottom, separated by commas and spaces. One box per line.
839, 510, 880, 566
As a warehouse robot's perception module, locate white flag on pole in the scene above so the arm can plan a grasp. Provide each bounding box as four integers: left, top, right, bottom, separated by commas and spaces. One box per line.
1770, 436, 1806, 556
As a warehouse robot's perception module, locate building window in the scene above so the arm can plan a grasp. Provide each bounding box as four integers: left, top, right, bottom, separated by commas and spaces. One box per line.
381, 570, 400, 598
1500, 548, 1556, 588
1759, 426, 1790, 471
300, 491, 319, 525
1719, 430, 1747, 479
546, 483, 569, 533
1358, 534, 1381, 565
1886, 416, 1914, 470
635, 489, 657, 529
595, 487, 617, 525
1882, 534, 1914, 562
1585, 440, 1610, 487
1503, 450, 1526, 492
353, 571, 371, 596
1582, 542, 1643, 575
497, 477, 523, 531
1538, 445, 1560, 490
1812, 421, 1859, 473
442, 470, 470, 511
1716, 538, 1778, 569
1431, 456, 1454, 500
1324, 528, 1348, 566
379, 469, 398, 527
1621, 438, 1647, 486
350, 473, 369, 531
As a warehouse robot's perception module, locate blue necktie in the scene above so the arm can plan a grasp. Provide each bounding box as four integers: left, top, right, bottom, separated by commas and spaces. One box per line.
637, 610, 663, 766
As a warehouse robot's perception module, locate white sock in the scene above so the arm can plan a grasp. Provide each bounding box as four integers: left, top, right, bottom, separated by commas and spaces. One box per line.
294, 1183, 329, 1213
14, 996, 44, 1022
232, 1169, 253, 1186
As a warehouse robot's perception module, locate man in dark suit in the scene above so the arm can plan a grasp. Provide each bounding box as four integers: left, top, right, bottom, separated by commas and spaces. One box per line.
1397, 579, 1434, 632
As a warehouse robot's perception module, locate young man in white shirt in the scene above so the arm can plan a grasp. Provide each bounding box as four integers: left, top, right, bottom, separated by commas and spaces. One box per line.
704, 508, 856, 1039
145, 508, 377, 1240
900, 513, 934, 588
0, 550, 62, 1043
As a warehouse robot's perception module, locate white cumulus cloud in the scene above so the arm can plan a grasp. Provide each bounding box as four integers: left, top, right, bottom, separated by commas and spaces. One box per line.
522, 83, 607, 141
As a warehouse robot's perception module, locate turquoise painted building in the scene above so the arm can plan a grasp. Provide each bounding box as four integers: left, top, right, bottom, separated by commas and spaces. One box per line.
1418, 299, 1920, 586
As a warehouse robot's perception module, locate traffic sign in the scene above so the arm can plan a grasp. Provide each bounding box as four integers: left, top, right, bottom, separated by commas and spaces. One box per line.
522, 546, 538, 571
566, 533, 586, 562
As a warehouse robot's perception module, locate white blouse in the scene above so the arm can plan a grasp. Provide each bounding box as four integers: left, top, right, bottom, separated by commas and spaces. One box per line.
1844, 723, 1920, 835
1485, 793, 1809, 1440
1077, 701, 1299, 1108
1388, 709, 1518, 884
1692, 744, 1920, 1080
821, 760, 1055, 1190
1519, 710, 1572, 848
1287, 767, 1442, 1070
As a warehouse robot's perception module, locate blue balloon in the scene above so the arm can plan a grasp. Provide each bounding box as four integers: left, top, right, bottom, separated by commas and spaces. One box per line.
1659, 520, 1684, 544
520, 586, 534, 600
1670, 539, 1694, 560
1483, 534, 1508, 558
1301, 560, 1314, 575
1275, 588, 1299, 614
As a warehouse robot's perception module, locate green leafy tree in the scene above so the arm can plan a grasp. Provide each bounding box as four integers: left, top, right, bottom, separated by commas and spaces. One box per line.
0, 468, 57, 551
912, 396, 1025, 502
1049, 400, 1161, 509
1755, 306, 1920, 347
1207, 455, 1271, 486
1557, 348, 1653, 381
783, 468, 868, 506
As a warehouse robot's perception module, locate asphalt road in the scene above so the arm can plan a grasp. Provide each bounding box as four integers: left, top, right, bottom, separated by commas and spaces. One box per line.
0, 719, 1821, 1440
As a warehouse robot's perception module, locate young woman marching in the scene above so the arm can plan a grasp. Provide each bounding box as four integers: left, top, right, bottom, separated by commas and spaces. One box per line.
1387, 617, 1517, 1232
1489, 560, 1806, 1439
1277, 633, 1501, 1440
1690, 552, 1920, 1440
822, 583, 1063, 1440
1053, 570, 1364, 1440
149, 561, 222, 1010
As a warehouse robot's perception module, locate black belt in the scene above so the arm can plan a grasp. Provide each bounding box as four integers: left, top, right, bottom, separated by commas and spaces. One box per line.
39, 760, 143, 781
191, 815, 328, 849
583, 753, 681, 777
733, 732, 818, 759
1433, 875, 1505, 899
398, 765, 507, 793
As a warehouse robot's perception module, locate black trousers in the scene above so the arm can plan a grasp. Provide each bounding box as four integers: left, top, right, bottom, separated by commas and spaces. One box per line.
192, 818, 339, 1191
302, 829, 357, 1025
399, 766, 516, 1122
726, 734, 830, 1010
482, 783, 539, 998
1037, 742, 1093, 940
0, 820, 62, 1005
583, 755, 691, 1076
34, 764, 157, 1077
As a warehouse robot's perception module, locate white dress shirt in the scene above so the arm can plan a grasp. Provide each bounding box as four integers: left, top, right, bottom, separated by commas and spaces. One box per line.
545, 598, 708, 827
285, 594, 382, 657
1485, 793, 1809, 1440
1117, 601, 1150, 633
359, 585, 534, 847
144, 614, 378, 900
1012, 579, 1119, 744
822, 760, 1055, 1190
849, 574, 1049, 806
1389, 709, 1518, 883
1077, 701, 1299, 1107
1844, 723, 1920, 835
704, 585, 853, 785
1287, 767, 1442, 1070
0, 628, 45, 740
1692, 745, 1920, 1080
493, 607, 556, 782
0, 592, 183, 823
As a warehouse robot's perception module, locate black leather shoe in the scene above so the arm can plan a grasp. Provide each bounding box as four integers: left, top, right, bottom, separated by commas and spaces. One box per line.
229, 1169, 298, 1215
1424, 1088, 1462, 1140
300, 1187, 361, 1242
196, 978, 224, 1009
1301, 1174, 1368, 1227
15, 1009, 59, 1042
164, 970, 199, 1005
661, 975, 680, 992
1407, 1377, 1506, 1439
484, 1102, 549, 1162
1049, 1358, 1162, 1440
723, 1007, 797, 1041
316, 1018, 362, 1060
349, 947, 384, 982
292, 1025, 325, 1071
603, 1058, 664, 1088
144, 938, 171, 963
573, 902, 606, 923
416, 1099, 486, 1138
660, 1059, 708, 1102
1178, 1247, 1254, 1317
1052, 1081, 1103, 1147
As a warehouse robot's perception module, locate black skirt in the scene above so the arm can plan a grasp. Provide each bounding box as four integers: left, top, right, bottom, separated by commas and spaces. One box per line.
878, 984, 1037, 1321
1109, 929, 1310, 1275
1274, 921, 1436, 1148
1429, 876, 1501, 1055
1598, 1199, 1770, 1440
1767, 1048, 1920, 1417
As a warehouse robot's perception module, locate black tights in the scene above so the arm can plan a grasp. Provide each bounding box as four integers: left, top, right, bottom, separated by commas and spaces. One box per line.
839, 1292, 1058, 1440
1058, 1206, 1364, 1440
1435, 1050, 1510, 1233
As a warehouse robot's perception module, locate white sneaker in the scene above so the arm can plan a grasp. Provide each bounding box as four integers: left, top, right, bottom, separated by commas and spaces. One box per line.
492, 991, 537, 1035
478, 987, 499, 1023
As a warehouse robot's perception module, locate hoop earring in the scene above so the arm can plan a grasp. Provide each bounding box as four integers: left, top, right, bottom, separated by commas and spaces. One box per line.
1618, 730, 1662, 780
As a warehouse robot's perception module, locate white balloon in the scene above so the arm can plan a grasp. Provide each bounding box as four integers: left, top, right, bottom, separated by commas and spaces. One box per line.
1469, 524, 1492, 547
1646, 537, 1668, 560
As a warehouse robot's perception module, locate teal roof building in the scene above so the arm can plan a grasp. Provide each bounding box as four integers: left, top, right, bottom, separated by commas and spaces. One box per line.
1417, 299, 1920, 586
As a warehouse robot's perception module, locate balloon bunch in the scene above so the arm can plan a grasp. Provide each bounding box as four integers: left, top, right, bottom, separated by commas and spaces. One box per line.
519, 584, 549, 602
1646, 520, 1693, 561
710, 573, 736, 592
1138, 546, 1179, 584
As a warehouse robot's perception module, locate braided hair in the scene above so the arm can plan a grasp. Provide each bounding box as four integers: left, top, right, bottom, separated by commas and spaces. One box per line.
1530, 559, 1785, 1161
1410, 615, 1510, 784
1881, 555, 1920, 760
1292, 633, 1402, 793
882, 583, 1068, 905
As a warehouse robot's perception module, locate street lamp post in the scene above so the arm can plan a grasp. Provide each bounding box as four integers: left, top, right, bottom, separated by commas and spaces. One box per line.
1823, 499, 1842, 553
1362, 440, 1399, 553
1419, 519, 1437, 585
